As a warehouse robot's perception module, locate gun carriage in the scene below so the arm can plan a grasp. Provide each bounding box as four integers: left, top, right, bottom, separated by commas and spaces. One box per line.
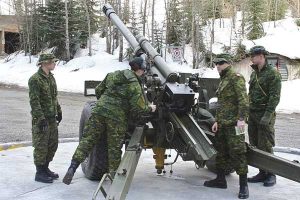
78, 4, 300, 200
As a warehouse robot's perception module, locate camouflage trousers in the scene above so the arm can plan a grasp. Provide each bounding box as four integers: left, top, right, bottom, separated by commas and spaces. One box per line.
72, 114, 126, 173
32, 118, 58, 166
215, 125, 248, 175
248, 111, 276, 154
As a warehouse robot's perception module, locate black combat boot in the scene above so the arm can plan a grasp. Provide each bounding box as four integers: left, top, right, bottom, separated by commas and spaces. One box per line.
263, 173, 276, 187
45, 162, 59, 179
63, 160, 80, 185
238, 174, 249, 199
247, 170, 266, 183
35, 165, 53, 183
204, 171, 227, 189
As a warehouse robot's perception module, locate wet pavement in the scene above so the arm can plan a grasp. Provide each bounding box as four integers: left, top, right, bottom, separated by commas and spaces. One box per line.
0, 143, 299, 200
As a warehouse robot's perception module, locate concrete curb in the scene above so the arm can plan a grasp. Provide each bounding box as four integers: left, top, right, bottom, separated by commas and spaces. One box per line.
274, 146, 300, 155
0, 137, 79, 151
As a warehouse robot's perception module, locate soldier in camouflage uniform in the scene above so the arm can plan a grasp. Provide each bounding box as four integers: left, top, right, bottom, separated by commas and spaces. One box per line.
247, 46, 281, 187
204, 54, 249, 199
63, 57, 156, 185
28, 53, 62, 183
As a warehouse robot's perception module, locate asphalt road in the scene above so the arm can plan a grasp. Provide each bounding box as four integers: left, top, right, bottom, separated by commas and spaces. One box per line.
0, 84, 94, 143
0, 84, 300, 148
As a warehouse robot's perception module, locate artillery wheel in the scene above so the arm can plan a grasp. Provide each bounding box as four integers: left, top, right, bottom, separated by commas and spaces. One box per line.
79, 101, 108, 180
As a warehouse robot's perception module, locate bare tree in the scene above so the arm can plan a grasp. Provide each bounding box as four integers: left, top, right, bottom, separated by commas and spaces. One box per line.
65, 0, 70, 60
105, 0, 112, 54
297, 0, 300, 17
142, 0, 148, 36
151, 0, 155, 44
82, 0, 92, 56
118, 0, 123, 61
24, 0, 31, 59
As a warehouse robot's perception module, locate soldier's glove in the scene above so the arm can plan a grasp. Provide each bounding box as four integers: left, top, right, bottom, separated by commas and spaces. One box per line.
39, 119, 48, 132
63, 160, 80, 185
56, 112, 62, 124
260, 111, 273, 126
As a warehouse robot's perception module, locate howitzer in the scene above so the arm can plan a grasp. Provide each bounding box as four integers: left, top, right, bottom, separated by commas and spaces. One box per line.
78, 4, 300, 200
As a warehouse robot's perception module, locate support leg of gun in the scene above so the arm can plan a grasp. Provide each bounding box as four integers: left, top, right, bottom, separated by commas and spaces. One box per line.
93, 126, 144, 200
247, 144, 300, 183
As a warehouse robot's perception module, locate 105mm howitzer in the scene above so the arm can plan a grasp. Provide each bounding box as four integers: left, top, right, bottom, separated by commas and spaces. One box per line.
78, 4, 300, 200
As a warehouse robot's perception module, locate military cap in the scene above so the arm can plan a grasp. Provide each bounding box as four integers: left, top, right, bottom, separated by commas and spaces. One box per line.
249, 45, 269, 56
37, 53, 59, 66
129, 57, 146, 70
213, 53, 232, 64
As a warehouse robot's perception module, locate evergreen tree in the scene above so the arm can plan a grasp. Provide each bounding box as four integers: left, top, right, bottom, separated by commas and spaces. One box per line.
246, 0, 265, 40
233, 42, 247, 62
181, 0, 193, 44
152, 21, 164, 53
268, 0, 288, 21
44, 0, 66, 57
166, 0, 184, 46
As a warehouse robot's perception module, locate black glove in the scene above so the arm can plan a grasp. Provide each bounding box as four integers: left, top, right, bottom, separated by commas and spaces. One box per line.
39, 119, 48, 132
63, 160, 80, 185
260, 111, 273, 126
56, 112, 62, 124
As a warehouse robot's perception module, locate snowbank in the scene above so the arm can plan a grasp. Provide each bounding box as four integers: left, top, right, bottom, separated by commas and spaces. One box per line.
277, 79, 300, 113
0, 45, 129, 93
203, 12, 300, 59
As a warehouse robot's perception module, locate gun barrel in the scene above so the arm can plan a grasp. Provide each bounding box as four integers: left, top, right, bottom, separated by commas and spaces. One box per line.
103, 4, 141, 55
103, 4, 177, 82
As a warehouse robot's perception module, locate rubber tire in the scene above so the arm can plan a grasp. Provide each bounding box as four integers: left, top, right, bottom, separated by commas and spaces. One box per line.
79, 101, 108, 180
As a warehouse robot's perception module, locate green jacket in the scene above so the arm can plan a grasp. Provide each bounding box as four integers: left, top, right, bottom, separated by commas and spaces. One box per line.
249, 62, 281, 113
28, 68, 61, 122
215, 66, 248, 126
93, 69, 151, 123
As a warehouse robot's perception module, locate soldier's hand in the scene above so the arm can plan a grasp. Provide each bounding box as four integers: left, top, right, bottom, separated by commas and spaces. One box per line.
39, 119, 48, 132
212, 122, 218, 133
56, 112, 62, 124
237, 120, 245, 132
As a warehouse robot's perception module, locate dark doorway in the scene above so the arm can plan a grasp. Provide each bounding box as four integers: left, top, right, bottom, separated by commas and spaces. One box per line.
5, 32, 20, 54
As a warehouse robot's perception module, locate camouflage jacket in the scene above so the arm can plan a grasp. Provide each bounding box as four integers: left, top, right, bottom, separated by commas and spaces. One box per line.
28, 68, 61, 122
215, 66, 248, 126
249, 62, 281, 113
93, 69, 151, 123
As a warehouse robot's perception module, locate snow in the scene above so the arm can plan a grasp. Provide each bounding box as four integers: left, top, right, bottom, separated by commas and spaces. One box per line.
0, 0, 14, 15
243, 18, 300, 59
277, 79, 300, 113
203, 12, 300, 59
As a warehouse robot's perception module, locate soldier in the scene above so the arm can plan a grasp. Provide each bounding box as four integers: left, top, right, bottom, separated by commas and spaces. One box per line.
204, 54, 249, 199
247, 46, 281, 187
28, 53, 62, 183
62, 57, 156, 185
